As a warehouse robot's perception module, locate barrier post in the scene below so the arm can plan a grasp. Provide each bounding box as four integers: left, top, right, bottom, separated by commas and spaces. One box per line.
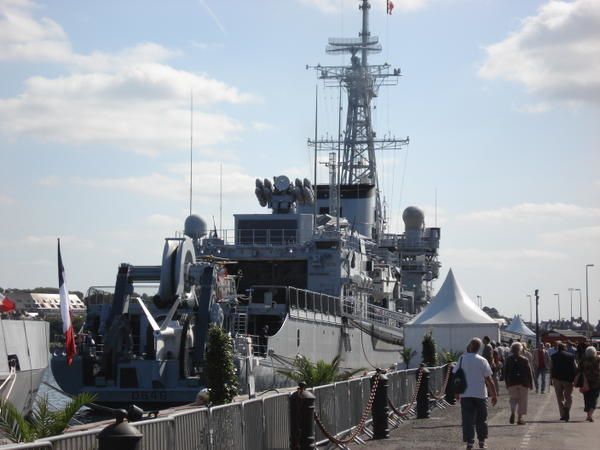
289, 382, 316, 449
97, 409, 143, 450
416, 365, 430, 419
371, 369, 389, 439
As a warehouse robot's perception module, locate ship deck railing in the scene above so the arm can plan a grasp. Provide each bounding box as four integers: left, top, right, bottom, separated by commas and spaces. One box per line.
341, 296, 412, 330
247, 285, 411, 331
192, 228, 303, 247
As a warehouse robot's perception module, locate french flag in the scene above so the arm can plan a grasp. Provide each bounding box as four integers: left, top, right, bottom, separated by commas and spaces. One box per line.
0, 292, 16, 313
58, 239, 77, 365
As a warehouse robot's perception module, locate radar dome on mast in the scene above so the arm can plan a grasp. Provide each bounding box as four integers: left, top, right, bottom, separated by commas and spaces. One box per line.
184, 214, 207, 240
402, 206, 424, 231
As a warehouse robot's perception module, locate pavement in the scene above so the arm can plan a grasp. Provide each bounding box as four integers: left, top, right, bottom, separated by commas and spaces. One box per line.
352, 386, 597, 450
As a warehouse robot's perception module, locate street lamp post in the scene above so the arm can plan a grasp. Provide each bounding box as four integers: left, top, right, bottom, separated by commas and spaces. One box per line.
527, 294, 532, 324
575, 289, 582, 319
554, 293, 560, 323
586, 264, 594, 340
535, 289, 540, 348
569, 288, 574, 322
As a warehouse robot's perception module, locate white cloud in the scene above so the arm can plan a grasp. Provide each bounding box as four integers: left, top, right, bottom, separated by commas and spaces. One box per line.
0, 1, 256, 155
0, 234, 95, 250
445, 247, 567, 270
461, 202, 600, 222
539, 225, 600, 245
0, 192, 13, 205
72, 161, 256, 201
0, 0, 71, 62
479, 0, 600, 106
517, 101, 550, 114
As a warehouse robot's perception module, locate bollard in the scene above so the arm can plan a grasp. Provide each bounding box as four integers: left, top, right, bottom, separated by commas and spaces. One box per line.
416, 364, 430, 419
289, 382, 316, 449
97, 409, 143, 450
371, 369, 389, 439
444, 363, 457, 405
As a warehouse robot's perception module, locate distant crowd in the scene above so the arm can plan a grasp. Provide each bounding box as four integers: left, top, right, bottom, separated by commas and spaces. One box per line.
452, 337, 600, 450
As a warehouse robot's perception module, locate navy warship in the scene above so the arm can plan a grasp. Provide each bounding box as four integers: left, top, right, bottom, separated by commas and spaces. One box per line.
51, 0, 440, 407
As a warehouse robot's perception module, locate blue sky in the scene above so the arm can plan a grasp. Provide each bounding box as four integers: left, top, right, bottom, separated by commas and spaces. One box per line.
1, 0, 598, 324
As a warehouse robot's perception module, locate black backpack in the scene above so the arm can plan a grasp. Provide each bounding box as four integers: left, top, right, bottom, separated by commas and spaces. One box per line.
453, 356, 468, 394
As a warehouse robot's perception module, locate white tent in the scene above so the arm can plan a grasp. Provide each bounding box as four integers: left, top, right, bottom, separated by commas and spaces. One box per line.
505, 315, 535, 337
403, 269, 500, 367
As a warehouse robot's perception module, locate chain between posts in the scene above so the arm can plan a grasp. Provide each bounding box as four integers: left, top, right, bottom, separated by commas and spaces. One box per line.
429, 364, 452, 401
387, 367, 424, 417
313, 372, 380, 446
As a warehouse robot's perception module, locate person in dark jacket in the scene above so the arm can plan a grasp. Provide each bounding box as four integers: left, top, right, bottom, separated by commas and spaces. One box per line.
504, 342, 533, 425
579, 346, 600, 422
550, 342, 578, 421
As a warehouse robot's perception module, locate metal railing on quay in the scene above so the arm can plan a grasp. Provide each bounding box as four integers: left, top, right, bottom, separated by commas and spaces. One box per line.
210, 403, 243, 450
134, 416, 174, 450
46, 427, 101, 450
171, 408, 210, 450
1, 365, 451, 450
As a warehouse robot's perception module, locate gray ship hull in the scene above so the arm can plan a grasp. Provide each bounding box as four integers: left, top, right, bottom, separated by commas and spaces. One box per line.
51, 310, 402, 407
0, 319, 50, 416
238, 311, 402, 392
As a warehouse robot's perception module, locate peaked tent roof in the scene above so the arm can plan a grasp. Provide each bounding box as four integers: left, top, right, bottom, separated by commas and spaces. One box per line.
505, 315, 535, 337
406, 269, 497, 326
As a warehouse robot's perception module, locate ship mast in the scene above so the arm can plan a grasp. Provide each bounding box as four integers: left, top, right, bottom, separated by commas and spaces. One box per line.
308, 0, 408, 239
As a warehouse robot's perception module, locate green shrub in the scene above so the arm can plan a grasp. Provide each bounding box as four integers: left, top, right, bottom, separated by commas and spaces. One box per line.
205, 325, 238, 405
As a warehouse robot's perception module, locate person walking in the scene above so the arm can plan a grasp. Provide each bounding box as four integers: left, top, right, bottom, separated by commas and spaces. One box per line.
504, 342, 533, 425
532, 343, 551, 393
454, 337, 498, 450
577, 346, 600, 422
550, 342, 577, 421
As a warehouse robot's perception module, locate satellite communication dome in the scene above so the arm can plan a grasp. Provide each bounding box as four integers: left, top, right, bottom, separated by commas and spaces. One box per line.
184, 214, 207, 239
402, 206, 425, 230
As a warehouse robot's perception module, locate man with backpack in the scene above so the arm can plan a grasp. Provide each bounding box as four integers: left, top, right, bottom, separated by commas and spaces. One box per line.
453, 337, 498, 450
550, 341, 578, 421
504, 342, 534, 425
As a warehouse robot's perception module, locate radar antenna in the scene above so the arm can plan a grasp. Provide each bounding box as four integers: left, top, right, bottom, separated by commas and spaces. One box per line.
308, 0, 408, 239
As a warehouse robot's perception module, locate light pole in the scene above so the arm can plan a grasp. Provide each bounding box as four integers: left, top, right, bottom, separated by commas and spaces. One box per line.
535, 289, 540, 348
569, 288, 574, 322
527, 294, 532, 323
476, 295, 482, 309
554, 293, 560, 323
575, 288, 582, 319
586, 264, 594, 340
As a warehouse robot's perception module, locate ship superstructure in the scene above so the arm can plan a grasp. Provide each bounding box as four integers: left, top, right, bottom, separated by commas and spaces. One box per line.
51, 1, 441, 407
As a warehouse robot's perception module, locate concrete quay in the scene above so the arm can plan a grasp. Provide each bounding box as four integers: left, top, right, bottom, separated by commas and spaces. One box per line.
355, 387, 597, 450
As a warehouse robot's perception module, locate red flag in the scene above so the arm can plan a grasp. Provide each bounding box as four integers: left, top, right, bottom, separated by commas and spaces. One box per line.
58, 239, 77, 365
387, 0, 394, 15
0, 292, 16, 313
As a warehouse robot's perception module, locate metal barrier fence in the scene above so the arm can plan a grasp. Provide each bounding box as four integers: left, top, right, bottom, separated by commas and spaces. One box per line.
2, 366, 448, 450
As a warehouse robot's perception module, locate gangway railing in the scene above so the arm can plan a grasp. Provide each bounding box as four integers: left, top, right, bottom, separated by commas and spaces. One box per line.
341, 296, 412, 330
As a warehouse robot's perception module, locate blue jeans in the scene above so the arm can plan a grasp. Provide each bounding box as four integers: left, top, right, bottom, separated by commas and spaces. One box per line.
534, 368, 547, 392
460, 397, 488, 444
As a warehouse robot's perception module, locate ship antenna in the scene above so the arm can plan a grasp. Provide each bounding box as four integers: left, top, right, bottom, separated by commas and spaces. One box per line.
189, 89, 194, 216
435, 187, 438, 227
219, 162, 223, 233
313, 84, 318, 231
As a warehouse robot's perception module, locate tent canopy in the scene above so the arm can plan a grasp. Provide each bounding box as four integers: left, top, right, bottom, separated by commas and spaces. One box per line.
407, 268, 497, 326
403, 269, 499, 367
505, 315, 535, 337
